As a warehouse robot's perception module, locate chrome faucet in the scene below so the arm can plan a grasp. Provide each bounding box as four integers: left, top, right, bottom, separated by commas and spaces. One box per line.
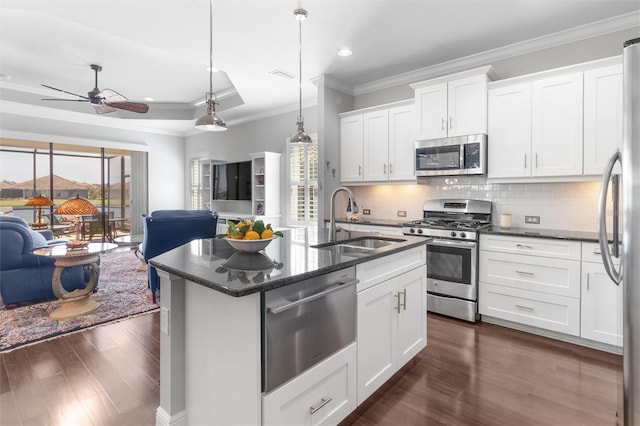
329, 187, 359, 241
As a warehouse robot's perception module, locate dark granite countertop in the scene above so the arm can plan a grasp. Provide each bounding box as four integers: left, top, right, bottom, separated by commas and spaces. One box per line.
481, 226, 613, 243
149, 227, 428, 298
325, 217, 407, 227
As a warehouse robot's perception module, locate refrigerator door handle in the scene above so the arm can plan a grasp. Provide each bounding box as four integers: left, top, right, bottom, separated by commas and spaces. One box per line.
597, 150, 623, 285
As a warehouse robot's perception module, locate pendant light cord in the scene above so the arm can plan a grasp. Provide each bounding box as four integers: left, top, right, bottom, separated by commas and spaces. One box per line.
298, 15, 302, 120
209, 0, 213, 99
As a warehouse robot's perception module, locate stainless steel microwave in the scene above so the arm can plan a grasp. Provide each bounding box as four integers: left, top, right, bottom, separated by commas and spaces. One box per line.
415, 134, 487, 177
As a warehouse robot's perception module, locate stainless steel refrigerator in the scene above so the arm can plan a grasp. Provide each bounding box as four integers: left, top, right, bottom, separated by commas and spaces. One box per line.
598, 37, 640, 425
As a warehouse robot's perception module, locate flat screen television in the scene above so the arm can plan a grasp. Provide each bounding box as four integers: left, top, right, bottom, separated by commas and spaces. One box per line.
212, 161, 252, 200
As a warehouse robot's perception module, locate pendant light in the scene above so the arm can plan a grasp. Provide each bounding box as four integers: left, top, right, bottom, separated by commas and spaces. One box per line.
290, 8, 311, 143
195, 0, 227, 131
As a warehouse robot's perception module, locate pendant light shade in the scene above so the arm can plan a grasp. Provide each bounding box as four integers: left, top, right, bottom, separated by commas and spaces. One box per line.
195, 0, 227, 132
290, 8, 311, 143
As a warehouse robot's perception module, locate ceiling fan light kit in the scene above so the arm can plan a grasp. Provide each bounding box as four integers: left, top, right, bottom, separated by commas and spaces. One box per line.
195, 0, 227, 132
290, 8, 312, 143
41, 64, 149, 114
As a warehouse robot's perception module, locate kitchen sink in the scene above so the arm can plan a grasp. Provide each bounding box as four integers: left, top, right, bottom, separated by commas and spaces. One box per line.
313, 236, 406, 251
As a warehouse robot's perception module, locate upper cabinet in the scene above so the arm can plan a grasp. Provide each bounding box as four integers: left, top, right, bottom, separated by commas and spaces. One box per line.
411, 67, 494, 140
583, 64, 623, 175
487, 57, 622, 180
339, 100, 415, 184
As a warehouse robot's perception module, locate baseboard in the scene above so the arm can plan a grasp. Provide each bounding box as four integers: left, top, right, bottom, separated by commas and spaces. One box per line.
156, 407, 187, 426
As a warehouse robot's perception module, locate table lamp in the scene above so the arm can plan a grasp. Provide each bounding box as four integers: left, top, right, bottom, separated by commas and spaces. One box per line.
25, 195, 54, 226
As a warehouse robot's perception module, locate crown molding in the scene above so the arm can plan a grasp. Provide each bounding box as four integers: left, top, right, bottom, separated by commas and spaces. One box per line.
353, 12, 640, 96
311, 75, 354, 96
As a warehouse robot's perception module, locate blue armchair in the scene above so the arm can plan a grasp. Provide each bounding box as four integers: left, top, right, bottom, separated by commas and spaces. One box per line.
140, 210, 218, 303
0, 216, 88, 305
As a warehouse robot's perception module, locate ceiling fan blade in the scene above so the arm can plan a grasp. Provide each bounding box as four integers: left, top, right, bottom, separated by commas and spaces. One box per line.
41, 84, 89, 100
105, 101, 150, 114
41, 98, 89, 102
92, 103, 117, 114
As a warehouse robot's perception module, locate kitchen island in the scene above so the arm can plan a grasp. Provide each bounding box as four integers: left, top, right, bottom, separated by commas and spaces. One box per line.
150, 227, 428, 426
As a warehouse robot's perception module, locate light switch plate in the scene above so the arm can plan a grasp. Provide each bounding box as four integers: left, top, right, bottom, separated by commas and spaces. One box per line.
397, 210, 407, 217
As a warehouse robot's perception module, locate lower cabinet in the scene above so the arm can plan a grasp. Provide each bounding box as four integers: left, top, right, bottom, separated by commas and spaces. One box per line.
262, 343, 357, 426
356, 265, 427, 404
580, 243, 623, 347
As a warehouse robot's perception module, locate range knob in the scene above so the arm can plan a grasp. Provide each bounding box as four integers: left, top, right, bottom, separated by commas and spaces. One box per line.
409, 228, 415, 234
460, 232, 466, 239
417, 228, 423, 235
450, 231, 457, 237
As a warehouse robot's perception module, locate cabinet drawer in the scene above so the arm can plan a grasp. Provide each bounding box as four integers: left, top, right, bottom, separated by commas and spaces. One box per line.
262, 343, 357, 426
581, 242, 621, 266
356, 245, 426, 292
479, 251, 580, 298
479, 283, 580, 336
480, 234, 581, 260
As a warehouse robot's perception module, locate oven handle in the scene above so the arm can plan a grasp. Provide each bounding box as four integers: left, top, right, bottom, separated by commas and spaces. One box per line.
428, 239, 477, 249
267, 279, 359, 314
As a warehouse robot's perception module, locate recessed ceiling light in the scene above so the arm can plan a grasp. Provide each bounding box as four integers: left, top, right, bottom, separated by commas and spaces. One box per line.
144, 97, 154, 102
337, 48, 352, 57
206, 66, 219, 72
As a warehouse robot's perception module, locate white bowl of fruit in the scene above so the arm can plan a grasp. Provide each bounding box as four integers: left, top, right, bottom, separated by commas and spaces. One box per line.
223, 219, 283, 253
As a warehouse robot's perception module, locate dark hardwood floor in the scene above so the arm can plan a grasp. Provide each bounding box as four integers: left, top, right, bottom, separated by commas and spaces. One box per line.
0, 312, 623, 425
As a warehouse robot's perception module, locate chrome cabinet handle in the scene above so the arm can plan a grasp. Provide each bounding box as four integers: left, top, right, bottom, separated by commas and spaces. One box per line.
383, 163, 387, 175
587, 273, 590, 291
515, 270, 535, 276
358, 165, 362, 176
309, 397, 332, 414
268, 279, 358, 314
592, 250, 602, 255
535, 153, 539, 168
449, 116, 453, 129
395, 292, 401, 314
400, 289, 407, 311
515, 304, 534, 311
524, 153, 527, 169
441, 117, 446, 130
516, 244, 533, 249
389, 163, 393, 174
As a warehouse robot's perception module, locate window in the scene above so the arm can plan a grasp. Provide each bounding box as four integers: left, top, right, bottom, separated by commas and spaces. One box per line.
288, 141, 318, 226
190, 158, 202, 209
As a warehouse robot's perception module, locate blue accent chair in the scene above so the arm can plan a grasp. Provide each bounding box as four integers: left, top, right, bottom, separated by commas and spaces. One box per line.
0, 216, 88, 305
140, 210, 218, 303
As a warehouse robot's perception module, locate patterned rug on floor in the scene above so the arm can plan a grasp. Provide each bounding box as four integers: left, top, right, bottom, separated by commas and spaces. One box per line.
0, 250, 158, 352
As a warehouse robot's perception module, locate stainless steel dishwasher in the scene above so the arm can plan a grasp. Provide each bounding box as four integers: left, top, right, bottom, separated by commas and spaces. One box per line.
262, 266, 357, 392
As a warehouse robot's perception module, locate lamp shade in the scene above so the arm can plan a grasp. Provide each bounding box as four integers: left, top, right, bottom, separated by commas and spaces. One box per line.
25, 195, 54, 208
54, 195, 99, 215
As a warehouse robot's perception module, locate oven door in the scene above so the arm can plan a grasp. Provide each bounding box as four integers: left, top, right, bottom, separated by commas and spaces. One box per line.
426, 239, 477, 300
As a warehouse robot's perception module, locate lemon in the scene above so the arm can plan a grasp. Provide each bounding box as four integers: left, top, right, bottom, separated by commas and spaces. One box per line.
260, 229, 273, 239
244, 230, 260, 240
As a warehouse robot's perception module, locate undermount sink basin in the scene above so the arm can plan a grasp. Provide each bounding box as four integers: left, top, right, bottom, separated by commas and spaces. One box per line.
313, 236, 406, 251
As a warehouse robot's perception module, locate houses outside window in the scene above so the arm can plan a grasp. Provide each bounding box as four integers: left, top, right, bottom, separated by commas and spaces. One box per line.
288, 140, 318, 227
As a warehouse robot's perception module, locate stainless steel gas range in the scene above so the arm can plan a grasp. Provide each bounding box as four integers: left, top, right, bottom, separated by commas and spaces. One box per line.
402, 199, 492, 322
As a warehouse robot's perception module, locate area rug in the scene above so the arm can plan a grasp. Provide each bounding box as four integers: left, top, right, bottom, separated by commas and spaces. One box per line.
0, 250, 158, 352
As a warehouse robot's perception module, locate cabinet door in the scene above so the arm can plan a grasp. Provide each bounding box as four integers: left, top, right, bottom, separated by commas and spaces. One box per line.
531, 73, 583, 176
487, 83, 532, 178
357, 279, 397, 404
340, 115, 364, 182
581, 262, 623, 346
388, 105, 416, 181
363, 110, 389, 182
414, 82, 447, 140
396, 266, 427, 367
583, 65, 623, 175
448, 74, 488, 137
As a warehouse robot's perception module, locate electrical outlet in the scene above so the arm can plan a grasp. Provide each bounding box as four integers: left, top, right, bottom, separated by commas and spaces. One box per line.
363, 208, 371, 215
397, 210, 407, 217
525, 215, 540, 224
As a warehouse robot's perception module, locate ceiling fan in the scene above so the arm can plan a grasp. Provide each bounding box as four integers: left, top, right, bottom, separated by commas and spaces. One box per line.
41, 64, 149, 114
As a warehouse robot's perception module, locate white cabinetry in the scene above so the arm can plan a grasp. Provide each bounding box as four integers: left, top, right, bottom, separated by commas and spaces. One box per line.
479, 235, 581, 335
262, 343, 357, 426
356, 246, 426, 404
411, 67, 493, 140
488, 72, 583, 178
250, 152, 281, 225
583, 64, 623, 175
339, 101, 415, 184
580, 243, 623, 347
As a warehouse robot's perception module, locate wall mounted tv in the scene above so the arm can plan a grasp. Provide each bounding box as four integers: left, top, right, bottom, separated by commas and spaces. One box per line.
212, 161, 252, 200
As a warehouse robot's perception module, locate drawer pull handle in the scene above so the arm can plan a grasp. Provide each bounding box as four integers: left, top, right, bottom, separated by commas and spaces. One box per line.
310, 397, 332, 414
587, 273, 590, 291
395, 292, 401, 314
516, 244, 533, 249
400, 289, 407, 311
515, 304, 534, 311
515, 270, 535, 276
